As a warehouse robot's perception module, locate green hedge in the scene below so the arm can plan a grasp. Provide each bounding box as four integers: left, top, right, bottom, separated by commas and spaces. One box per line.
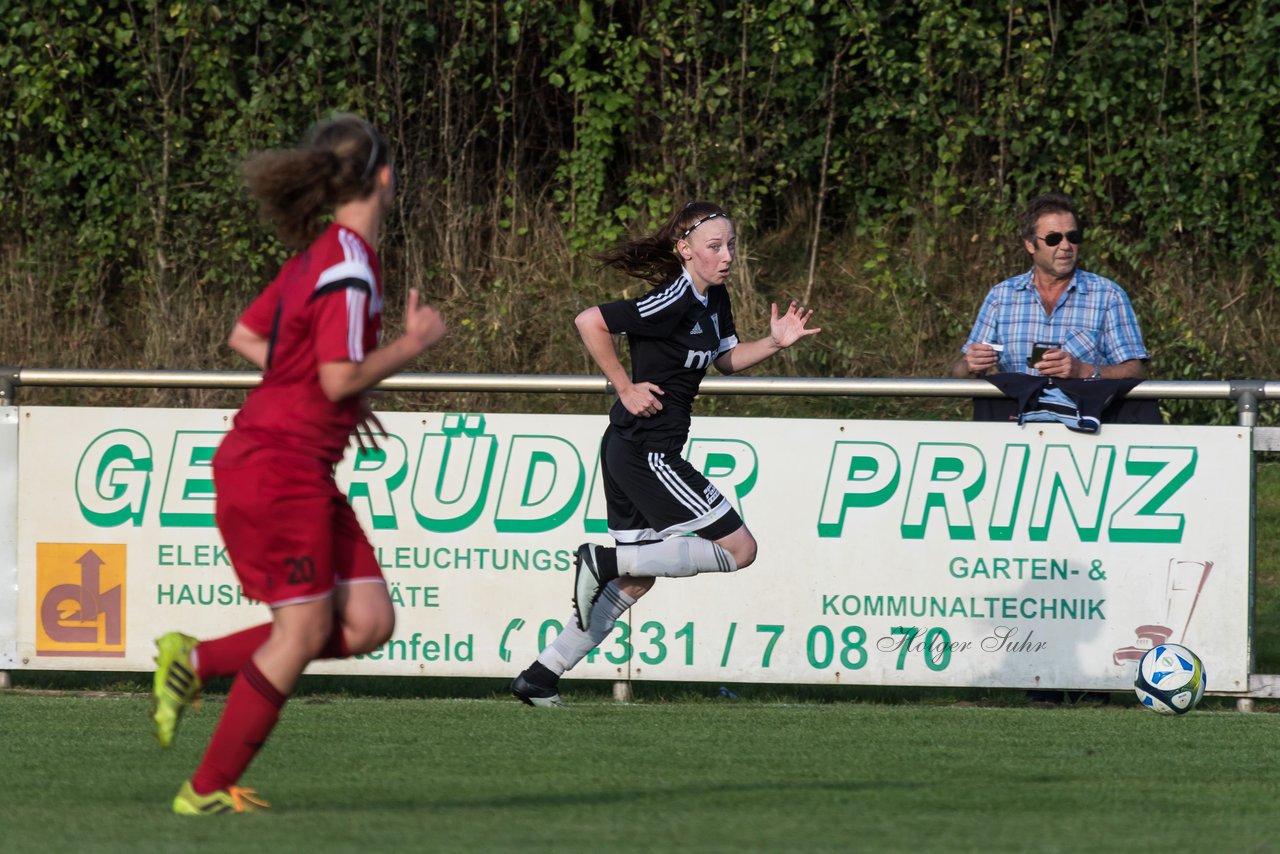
1, 1, 1277, 416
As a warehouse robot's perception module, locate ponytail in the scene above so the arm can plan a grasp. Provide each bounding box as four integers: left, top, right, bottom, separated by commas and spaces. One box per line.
594, 201, 730, 285
243, 114, 388, 249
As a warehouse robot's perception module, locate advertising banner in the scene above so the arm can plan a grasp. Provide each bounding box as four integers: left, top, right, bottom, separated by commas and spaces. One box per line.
5, 406, 1252, 692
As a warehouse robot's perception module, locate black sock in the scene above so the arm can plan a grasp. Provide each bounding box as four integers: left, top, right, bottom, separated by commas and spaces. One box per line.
525, 660, 558, 687
596, 547, 619, 582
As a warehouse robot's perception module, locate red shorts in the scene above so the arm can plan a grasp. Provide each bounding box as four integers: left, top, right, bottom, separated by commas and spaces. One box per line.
213, 451, 383, 606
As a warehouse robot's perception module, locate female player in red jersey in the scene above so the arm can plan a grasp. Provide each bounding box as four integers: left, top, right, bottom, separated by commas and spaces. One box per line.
510, 201, 819, 707
150, 114, 446, 814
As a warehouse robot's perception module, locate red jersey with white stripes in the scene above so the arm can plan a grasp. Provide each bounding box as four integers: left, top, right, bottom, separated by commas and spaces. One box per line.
218, 223, 383, 466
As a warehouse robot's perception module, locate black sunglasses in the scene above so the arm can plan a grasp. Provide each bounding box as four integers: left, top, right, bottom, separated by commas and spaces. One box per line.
1033, 230, 1082, 247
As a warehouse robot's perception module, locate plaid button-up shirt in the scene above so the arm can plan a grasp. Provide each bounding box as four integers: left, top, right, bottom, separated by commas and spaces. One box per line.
961, 268, 1148, 375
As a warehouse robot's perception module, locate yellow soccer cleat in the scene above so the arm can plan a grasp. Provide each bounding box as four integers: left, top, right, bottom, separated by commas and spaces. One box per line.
151, 632, 202, 749
172, 779, 270, 815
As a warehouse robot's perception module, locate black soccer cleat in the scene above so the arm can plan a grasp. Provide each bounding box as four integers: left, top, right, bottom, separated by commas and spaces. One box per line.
510, 671, 566, 708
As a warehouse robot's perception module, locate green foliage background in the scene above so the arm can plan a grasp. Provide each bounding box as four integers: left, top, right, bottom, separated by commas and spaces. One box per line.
1, 0, 1277, 421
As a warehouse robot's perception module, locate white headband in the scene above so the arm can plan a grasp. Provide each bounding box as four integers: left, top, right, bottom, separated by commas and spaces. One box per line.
681, 211, 727, 239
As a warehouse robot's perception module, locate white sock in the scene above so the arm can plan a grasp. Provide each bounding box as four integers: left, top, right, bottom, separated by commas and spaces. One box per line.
617, 537, 737, 577
537, 580, 638, 675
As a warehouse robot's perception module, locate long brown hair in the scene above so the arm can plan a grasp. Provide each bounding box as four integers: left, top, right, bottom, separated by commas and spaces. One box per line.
594, 201, 731, 285
243, 114, 389, 249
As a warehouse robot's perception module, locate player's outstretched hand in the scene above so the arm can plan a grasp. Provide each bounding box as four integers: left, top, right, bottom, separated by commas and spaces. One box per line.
405, 288, 447, 352
769, 301, 820, 349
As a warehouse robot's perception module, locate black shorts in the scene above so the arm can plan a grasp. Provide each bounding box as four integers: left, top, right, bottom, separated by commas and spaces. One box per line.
599, 425, 743, 544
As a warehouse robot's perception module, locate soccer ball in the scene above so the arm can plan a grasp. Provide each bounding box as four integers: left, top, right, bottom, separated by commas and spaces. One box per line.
1134, 643, 1206, 715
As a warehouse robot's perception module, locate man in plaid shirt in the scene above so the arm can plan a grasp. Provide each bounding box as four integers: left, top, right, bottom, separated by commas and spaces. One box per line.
952, 193, 1148, 380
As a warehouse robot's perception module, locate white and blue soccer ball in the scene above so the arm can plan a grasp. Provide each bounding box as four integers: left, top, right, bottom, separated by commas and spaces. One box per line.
1134, 643, 1206, 715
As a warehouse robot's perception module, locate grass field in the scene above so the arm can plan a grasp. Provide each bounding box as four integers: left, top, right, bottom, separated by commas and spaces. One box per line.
2, 690, 1279, 854
3, 465, 1277, 852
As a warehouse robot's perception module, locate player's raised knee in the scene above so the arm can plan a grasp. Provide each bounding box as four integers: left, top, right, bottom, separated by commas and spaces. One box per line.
717, 527, 756, 570
729, 538, 756, 570
345, 608, 395, 655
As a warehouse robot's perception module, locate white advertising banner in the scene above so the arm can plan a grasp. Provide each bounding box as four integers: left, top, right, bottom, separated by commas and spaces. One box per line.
4, 406, 1252, 692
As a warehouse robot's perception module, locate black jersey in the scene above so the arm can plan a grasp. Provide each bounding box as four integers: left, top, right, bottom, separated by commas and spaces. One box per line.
598, 273, 738, 448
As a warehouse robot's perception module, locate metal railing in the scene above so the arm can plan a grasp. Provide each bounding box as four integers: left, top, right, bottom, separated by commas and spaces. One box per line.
0, 367, 1275, 426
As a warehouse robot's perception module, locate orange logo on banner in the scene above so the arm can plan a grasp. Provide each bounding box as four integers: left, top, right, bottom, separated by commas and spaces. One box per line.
36, 543, 127, 657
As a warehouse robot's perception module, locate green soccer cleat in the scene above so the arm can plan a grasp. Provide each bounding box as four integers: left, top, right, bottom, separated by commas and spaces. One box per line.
151, 631, 202, 749
172, 779, 270, 816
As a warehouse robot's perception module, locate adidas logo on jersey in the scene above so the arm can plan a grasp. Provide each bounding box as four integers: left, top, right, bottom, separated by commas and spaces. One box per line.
690, 322, 703, 334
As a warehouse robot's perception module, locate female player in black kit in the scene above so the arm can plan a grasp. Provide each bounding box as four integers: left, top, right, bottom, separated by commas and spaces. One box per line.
512, 201, 819, 706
